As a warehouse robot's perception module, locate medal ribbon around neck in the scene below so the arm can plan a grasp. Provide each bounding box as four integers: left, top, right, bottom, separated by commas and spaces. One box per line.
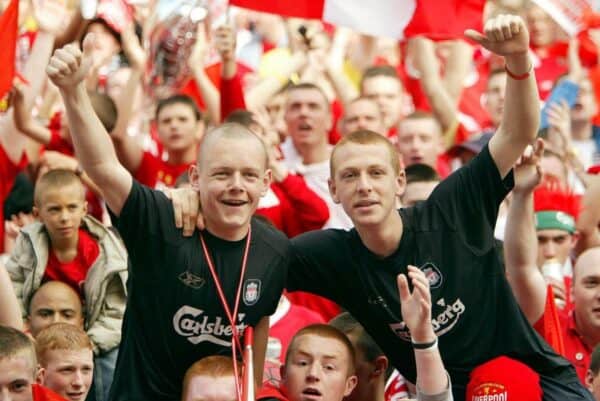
199, 225, 252, 400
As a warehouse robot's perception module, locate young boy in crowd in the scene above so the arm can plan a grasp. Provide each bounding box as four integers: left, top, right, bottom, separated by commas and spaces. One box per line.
180, 356, 238, 401
6, 170, 128, 401
36, 323, 95, 401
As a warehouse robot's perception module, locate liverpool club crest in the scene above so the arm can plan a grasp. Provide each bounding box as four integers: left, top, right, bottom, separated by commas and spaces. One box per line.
243, 279, 262, 306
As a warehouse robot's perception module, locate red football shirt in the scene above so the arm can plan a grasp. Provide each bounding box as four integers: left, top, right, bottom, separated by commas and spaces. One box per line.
32, 384, 68, 401
44, 228, 100, 298
558, 308, 593, 384
134, 151, 192, 189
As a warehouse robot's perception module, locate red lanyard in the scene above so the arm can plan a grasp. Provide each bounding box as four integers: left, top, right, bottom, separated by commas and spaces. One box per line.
199, 226, 252, 400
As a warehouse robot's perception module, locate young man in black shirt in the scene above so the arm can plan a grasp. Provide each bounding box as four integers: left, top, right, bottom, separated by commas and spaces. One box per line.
170, 14, 591, 401
46, 39, 289, 401
287, 15, 590, 401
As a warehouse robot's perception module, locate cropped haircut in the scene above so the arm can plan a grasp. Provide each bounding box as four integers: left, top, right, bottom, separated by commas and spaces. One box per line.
286, 82, 331, 112
285, 324, 356, 375
198, 123, 268, 171
155, 94, 202, 121
331, 129, 400, 177
36, 323, 93, 366
182, 355, 237, 397
361, 65, 401, 87
329, 312, 383, 363
34, 169, 85, 206
224, 109, 258, 128
405, 163, 440, 184
0, 325, 37, 376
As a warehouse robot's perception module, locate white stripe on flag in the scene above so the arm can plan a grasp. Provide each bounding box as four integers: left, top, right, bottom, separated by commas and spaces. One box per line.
322, 0, 416, 39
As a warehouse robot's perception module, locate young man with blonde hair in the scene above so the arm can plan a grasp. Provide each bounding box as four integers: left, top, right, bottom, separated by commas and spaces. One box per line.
181, 355, 238, 401
36, 323, 94, 401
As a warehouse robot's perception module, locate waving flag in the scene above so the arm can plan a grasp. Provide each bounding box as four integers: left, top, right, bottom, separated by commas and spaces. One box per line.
230, 0, 485, 40
0, 0, 19, 111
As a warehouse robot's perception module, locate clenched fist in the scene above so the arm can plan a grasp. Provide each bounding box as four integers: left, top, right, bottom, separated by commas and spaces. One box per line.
465, 14, 529, 57
46, 34, 95, 90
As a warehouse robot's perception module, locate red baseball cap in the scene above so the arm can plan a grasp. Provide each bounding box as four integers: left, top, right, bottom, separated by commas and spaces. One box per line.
466, 357, 542, 401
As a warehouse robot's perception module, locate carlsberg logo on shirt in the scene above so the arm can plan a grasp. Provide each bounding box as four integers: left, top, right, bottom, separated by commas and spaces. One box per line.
173, 305, 248, 346
389, 297, 466, 340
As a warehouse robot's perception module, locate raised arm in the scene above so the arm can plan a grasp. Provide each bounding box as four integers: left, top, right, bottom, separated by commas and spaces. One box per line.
466, 15, 539, 178
0, 261, 24, 331
46, 35, 132, 215
398, 266, 451, 400
11, 81, 52, 145
576, 175, 600, 255
504, 139, 548, 323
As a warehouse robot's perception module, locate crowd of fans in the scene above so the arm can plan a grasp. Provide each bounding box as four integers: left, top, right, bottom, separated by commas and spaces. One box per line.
1, 0, 600, 400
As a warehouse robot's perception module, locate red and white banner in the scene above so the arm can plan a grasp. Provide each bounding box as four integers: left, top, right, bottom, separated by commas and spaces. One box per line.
229, 0, 485, 40
531, 0, 593, 36
0, 0, 18, 112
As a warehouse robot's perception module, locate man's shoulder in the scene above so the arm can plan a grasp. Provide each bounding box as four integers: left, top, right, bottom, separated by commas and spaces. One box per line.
252, 217, 291, 257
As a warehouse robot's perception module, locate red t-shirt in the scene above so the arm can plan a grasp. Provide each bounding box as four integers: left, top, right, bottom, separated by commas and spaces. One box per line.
47, 129, 74, 156
0, 143, 28, 253
43, 228, 100, 298
32, 384, 68, 401
134, 151, 192, 189
558, 308, 593, 384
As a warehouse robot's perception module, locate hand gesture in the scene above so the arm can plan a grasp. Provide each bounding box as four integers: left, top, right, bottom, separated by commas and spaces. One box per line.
165, 187, 204, 236
546, 100, 572, 151
513, 138, 544, 194
121, 23, 147, 71
465, 14, 529, 57
47, 34, 95, 90
188, 23, 208, 70
214, 25, 236, 62
33, 0, 68, 36
397, 265, 435, 343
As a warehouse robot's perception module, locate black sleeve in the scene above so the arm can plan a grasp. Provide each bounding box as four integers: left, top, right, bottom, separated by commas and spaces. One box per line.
287, 229, 347, 304
108, 181, 182, 275
426, 145, 514, 253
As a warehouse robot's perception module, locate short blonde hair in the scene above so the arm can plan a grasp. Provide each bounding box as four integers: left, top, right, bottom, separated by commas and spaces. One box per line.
330, 129, 400, 178
35, 323, 93, 366
182, 355, 237, 397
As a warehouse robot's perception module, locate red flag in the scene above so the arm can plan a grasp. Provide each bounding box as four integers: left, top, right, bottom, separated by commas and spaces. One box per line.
229, 0, 484, 40
0, 0, 18, 110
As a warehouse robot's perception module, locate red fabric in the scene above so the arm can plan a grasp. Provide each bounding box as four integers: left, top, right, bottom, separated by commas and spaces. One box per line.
0, 143, 27, 253
558, 308, 593, 383
47, 129, 74, 156
384, 370, 410, 401
229, 0, 324, 19
532, 285, 566, 356
44, 228, 100, 298
403, 0, 485, 41
258, 383, 289, 401
466, 357, 543, 401
588, 164, 600, 174
0, 0, 18, 102
256, 174, 329, 238
180, 62, 253, 113
533, 51, 569, 101
220, 71, 247, 122
133, 151, 192, 189
32, 384, 68, 401
286, 291, 341, 322
435, 154, 452, 179
328, 99, 343, 145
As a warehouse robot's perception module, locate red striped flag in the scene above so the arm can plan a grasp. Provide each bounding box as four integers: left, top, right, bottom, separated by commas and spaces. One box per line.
0, 0, 19, 111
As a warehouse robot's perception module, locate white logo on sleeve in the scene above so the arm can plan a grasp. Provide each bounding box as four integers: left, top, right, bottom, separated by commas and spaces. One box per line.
389, 298, 466, 341
243, 279, 261, 306
173, 306, 248, 346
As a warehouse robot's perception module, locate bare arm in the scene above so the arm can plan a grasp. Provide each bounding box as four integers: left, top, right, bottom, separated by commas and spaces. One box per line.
11, 82, 51, 145
0, 262, 24, 331
504, 140, 548, 324
190, 24, 219, 124
466, 15, 539, 178
398, 266, 449, 397
47, 35, 132, 215
324, 27, 358, 106
575, 175, 600, 255
110, 23, 146, 174
409, 37, 458, 143
442, 40, 473, 103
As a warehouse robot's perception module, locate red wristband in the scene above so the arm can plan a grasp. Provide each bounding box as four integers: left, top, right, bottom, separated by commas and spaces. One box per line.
505, 63, 532, 80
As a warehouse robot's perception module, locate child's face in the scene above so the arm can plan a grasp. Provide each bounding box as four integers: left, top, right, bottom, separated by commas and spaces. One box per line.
35, 184, 87, 243
40, 349, 94, 401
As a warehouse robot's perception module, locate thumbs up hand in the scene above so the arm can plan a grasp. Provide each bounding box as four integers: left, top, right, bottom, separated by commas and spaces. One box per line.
46, 34, 96, 90
465, 14, 529, 57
